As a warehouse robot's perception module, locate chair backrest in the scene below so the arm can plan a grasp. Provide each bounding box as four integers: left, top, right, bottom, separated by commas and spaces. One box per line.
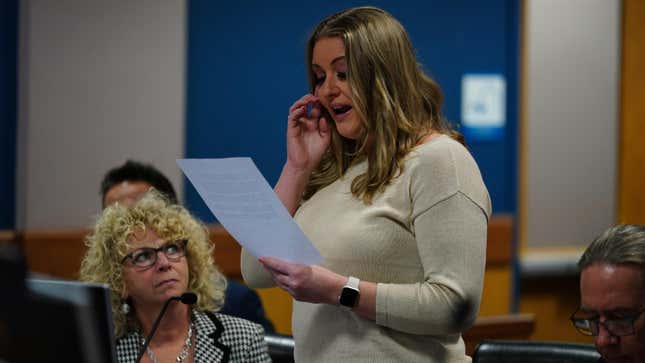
473, 340, 601, 363
264, 333, 294, 363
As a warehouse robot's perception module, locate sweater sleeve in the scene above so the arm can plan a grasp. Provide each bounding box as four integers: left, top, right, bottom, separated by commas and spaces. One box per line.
375, 191, 487, 334
241, 247, 276, 288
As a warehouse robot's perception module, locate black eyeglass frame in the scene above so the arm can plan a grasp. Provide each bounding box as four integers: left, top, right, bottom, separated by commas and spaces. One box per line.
570, 307, 645, 337
121, 239, 188, 268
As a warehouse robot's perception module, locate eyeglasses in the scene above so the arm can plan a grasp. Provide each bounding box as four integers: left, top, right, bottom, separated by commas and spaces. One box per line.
570, 307, 645, 336
121, 240, 188, 268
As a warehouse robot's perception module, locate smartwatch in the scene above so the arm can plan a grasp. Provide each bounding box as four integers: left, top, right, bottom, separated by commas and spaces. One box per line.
338, 276, 360, 308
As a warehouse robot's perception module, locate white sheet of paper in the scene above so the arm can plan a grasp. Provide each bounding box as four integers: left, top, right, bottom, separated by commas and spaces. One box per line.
177, 158, 323, 265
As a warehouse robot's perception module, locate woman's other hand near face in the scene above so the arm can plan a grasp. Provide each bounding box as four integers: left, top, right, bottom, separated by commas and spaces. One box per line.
285, 94, 330, 174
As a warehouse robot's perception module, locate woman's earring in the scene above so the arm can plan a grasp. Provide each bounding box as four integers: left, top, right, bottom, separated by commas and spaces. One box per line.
120, 299, 131, 315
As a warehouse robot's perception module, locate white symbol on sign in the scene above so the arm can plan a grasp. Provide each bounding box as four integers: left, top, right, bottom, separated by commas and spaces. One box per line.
461, 74, 506, 127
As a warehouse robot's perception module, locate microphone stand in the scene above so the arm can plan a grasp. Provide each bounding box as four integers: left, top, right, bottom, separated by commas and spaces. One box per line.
136, 292, 197, 363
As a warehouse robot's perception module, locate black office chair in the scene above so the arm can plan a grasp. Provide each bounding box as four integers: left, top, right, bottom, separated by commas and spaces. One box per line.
473, 340, 601, 363
264, 333, 295, 363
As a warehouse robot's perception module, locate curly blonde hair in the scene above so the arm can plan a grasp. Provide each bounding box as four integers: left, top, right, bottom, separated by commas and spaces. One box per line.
304, 6, 463, 204
80, 191, 226, 337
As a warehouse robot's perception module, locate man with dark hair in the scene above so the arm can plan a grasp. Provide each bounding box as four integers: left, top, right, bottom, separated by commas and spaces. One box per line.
101, 160, 178, 207
100, 160, 275, 333
571, 224, 645, 363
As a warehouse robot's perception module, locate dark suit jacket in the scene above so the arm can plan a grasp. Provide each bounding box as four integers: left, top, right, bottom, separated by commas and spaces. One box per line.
220, 279, 275, 333
116, 311, 271, 363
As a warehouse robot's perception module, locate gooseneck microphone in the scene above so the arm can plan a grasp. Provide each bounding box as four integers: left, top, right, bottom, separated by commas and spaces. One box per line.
136, 292, 198, 363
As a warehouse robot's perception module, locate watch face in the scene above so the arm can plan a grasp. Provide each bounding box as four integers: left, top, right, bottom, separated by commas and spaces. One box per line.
339, 287, 359, 307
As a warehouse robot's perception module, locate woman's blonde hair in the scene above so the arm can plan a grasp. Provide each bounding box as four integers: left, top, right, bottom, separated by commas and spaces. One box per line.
304, 6, 462, 203
79, 191, 226, 337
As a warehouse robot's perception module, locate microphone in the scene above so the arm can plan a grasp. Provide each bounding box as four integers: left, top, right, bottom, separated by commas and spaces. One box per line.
179, 292, 197, 305
136, 292, 198, 363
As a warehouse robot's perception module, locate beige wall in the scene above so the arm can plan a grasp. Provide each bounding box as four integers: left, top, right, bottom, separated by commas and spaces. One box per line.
16, 0, 186, 229
523, 0, 620, 248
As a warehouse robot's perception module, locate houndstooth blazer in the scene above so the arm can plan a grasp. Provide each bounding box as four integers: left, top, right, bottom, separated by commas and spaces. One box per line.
116, 310, 271, 363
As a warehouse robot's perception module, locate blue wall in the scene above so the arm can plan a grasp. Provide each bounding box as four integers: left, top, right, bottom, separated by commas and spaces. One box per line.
0, 0, 18, 229
186, 0, 519, 222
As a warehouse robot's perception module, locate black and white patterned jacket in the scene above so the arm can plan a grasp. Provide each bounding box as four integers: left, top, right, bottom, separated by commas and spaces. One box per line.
116, 310, 271, 363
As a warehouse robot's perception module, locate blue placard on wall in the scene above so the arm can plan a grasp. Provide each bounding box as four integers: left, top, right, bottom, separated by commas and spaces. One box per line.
461, 73, 506, 142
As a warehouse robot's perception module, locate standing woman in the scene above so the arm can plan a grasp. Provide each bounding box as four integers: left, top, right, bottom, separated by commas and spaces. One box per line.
242, 6, 491, 363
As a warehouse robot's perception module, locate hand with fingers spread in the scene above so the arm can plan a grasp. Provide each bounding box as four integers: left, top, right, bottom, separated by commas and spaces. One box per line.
258, 257, 345, 305
274, 94, 331, 215
285, 94, 330, 175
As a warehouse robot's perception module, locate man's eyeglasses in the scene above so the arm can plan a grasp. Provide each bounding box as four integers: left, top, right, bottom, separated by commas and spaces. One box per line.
121, 240, 188, 268
570, 307, 645, 336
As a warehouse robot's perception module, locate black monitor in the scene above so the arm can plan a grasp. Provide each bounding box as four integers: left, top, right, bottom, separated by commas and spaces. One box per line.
25, 278, 118, 363
0, 245, 117, 363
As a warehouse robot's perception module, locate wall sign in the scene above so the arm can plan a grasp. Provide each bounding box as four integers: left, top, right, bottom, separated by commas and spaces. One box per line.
461, 74, 506, 141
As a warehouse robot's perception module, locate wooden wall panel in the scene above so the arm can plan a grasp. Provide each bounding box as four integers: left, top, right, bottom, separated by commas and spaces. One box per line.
519, 275, 593, 343
479, 214, 514, 316
480, 266, 513, 316
22, 229, 87, 279
0, 230, 16, 243
486, 214, 514, 266
618, 0, 645, 224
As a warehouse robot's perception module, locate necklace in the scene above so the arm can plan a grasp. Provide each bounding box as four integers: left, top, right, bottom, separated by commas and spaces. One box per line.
143, 322, 194, 363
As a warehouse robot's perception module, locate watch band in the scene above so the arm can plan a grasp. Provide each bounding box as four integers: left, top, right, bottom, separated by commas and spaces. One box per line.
345, 276, 360, 290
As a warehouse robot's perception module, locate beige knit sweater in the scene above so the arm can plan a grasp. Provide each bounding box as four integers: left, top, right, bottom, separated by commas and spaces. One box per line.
242, 135, 491, 362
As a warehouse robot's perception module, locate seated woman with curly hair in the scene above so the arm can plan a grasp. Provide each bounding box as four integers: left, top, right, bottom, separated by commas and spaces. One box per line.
80, 191, 270, 363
